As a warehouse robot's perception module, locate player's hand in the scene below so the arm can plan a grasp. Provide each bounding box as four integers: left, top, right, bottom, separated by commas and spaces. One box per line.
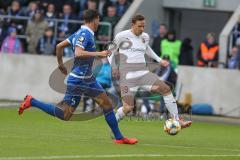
160, 60, 169, 67
99, 50, 111, 57
58, 64, 67, 76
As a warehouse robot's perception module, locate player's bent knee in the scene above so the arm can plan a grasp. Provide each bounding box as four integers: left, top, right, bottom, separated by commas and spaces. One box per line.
95, 94, 114, 111
123, 105, 134, 113
161, 85, 171, 95
155, 84, 171, 96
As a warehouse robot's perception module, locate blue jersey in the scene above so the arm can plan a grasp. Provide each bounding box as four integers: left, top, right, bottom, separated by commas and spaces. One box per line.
63, 25, 105, 108
67, 25, 96, 77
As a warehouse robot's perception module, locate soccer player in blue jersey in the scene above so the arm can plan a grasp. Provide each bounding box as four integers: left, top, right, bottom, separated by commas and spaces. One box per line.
18, 9, 137, 145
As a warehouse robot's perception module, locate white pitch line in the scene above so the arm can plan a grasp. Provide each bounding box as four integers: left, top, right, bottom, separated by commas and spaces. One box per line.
0, 154, 240, 160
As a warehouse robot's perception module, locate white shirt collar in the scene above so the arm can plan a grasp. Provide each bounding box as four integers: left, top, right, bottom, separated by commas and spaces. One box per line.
81, 25, 94, 35
129, 29, 142, 37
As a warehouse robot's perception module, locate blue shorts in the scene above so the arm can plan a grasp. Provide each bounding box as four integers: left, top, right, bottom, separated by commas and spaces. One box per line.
63, 75, 105, 108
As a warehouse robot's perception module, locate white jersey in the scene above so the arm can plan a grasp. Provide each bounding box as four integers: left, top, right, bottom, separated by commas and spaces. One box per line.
115, 29, 149, 64
109, 29, 162, 79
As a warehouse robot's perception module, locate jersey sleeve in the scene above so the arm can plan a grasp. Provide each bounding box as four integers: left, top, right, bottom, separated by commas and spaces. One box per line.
66, 34, 74, 44
75, 32, 89, 49
108, 33, 122, 69
146, 45, 162, 63
113, 33, 123, 49
143, 33, 150, 45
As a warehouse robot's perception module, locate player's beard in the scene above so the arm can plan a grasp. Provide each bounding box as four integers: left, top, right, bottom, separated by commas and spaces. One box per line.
136, 30, 143, 36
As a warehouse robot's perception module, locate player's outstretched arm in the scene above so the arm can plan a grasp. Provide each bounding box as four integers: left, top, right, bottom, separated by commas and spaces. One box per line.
146, 45, 169, 67
56, 40, 70, 75
75, 46, 111, 58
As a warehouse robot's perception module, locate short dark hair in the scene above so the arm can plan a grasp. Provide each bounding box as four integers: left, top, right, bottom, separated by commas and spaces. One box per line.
88, 0, 97, 3
83, 9, 99, 23
132, 14, 145, 24
160, 23, 168, 28
45, 27, 53, 32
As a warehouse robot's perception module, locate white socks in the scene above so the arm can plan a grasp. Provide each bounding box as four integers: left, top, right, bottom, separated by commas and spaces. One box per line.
115, 107, 125, 122
163, 93, 179, 120
115, 93, 179, 121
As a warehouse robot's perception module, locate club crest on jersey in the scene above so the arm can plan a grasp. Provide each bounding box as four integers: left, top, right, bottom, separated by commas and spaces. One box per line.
77, 36, 85, 44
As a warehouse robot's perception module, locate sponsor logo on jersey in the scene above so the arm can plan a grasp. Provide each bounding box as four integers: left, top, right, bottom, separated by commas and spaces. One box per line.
126, 47, 145, 52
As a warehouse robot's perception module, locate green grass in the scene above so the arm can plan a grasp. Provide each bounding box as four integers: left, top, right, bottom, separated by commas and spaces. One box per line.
0, 108, 240, 160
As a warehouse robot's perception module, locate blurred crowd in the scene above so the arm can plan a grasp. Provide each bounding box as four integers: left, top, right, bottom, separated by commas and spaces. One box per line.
151, 23, 240, 70
0, 0, 132, 56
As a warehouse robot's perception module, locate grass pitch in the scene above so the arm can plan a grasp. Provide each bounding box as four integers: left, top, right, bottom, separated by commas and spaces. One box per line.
0, 107, 240, 160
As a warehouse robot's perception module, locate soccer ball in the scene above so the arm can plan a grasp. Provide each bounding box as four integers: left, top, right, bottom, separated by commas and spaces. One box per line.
163, 119, 181, 135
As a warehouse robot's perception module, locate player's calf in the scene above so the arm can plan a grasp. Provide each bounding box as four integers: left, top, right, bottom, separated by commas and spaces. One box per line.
151, 80, 180, 121
115, 95, 135, 122
151, 80, 171, 96
18, 95, 75, 121
59, 103, 76, 121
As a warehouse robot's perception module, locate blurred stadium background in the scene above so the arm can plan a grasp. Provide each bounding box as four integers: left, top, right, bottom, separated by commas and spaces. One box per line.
0, 0, 240, 159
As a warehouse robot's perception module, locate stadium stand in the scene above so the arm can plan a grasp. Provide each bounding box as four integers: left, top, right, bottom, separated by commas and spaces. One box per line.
0, 0, 133, 55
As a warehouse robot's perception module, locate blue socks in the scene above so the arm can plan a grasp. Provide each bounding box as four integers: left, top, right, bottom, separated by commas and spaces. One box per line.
30, 98, 123, 140
104, 109, 124, 140
30, 98, 64, 120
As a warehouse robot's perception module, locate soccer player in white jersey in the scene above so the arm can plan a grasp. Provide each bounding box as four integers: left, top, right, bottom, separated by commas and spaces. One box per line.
108, 14, 192, 128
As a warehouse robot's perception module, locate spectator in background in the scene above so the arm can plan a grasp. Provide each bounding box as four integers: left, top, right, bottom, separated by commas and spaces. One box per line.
0, 0, 11, 13
98, 0, 112, 17
228, 46, 240, 69
197, 32, 219, 67
116, 0, 130, 17
39, 0, 70, 13
179, 38, 194, 66
0, 5, 6, 14
98, 5, 119, 41
79, 0, 98, 20
24, 1, 38, 18
0, 12, 8, 47
232, 15, 240, 46
36, 28, 56, 55
87, 0, 98, 10
17, 0, 29, 7
7, 0, 23, 16
75, 0, 88, 17
45, 3, 56, 28
161, 31, 182, 69
235, 38, 240, 64
151, 24, 168, 57
6, 0, 25, 34
1, 27, 23, 54
39, 0, 49, 12
26, 9, 48, 54
58, 3, 77, 39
